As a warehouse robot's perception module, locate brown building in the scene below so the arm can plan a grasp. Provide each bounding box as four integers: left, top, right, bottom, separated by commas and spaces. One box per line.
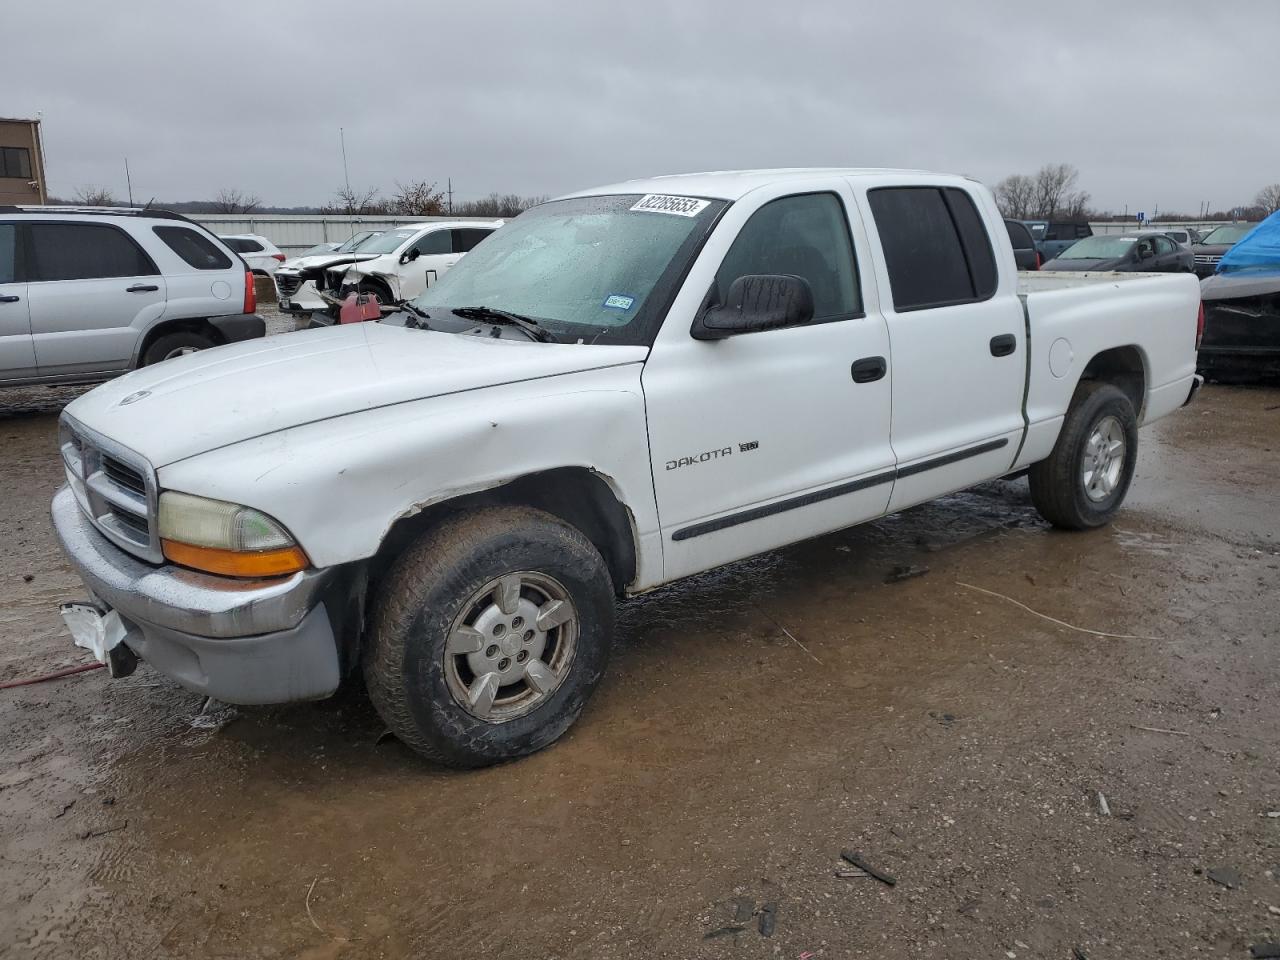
0, 117, 47, 205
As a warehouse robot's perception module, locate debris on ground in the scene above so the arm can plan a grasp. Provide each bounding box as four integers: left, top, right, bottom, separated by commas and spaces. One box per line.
1206, 866, 1241, 889
1250, 943, 1280, 959
757, 901, 777, 937
190, 698, 238, 731
0, 662, 105, 690
731, 896, 754, 922
22, 574, 33, 582
885, 564, 929, 584
929, 711, 958, 728
835, 868, 871, 879
1097, 792, 1111, 816
703, 926, 745, 940
79, 820, 128, 840
1072, 947, 1088, 959
840, 850, 897, 886
53, 800, 75, 819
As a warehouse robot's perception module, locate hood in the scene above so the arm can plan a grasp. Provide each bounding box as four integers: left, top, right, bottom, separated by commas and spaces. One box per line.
65, 324, 647, 467
1041, 257, 1129, 272
281, 252, 382, 274
1201, 271, 1280, 301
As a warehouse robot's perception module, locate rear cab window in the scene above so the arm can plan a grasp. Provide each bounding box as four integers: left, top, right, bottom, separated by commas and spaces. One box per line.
1004, 219, 1035, 251
867, 186, 997, 311
154, 226, 234, 270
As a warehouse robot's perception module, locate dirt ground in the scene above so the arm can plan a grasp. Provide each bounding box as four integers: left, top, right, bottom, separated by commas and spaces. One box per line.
1, 342, 1278, 958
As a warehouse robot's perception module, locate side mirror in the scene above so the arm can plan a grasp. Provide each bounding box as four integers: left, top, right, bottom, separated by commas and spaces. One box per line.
691, 275, 815, 341
400, 248, 420, 265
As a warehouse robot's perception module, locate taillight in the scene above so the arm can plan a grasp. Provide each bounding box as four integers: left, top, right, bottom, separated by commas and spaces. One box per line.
1196, 301, 1205, 350
243, 270, 256, 314
272, 253, 286, 262
1035, 251, 1043, 270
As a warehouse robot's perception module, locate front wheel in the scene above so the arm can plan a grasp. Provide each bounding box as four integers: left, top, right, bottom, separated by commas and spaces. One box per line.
1028, 381, 1138, 530
364, 506, 615, 767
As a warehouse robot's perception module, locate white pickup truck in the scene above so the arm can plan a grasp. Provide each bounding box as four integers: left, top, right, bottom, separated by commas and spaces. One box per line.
52, 169, 1203, 767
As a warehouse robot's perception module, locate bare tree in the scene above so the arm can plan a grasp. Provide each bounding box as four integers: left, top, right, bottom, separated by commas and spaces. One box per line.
73, 185, 117, 206
455, 193, 548, 218
211, 187, 261, 214
1031, 164, 1082, 219
1256, 184, 1280, 216
994, 174, 1035, 220
326, 185, 386, 216
390, 180, 446, 216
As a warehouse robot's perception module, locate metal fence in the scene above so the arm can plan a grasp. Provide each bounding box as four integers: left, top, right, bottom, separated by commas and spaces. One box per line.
190, 214, 1238, 253
189, 214, 501, 253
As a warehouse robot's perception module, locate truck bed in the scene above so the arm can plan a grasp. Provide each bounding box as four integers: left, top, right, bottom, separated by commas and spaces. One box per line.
1016, 269, 1180, 294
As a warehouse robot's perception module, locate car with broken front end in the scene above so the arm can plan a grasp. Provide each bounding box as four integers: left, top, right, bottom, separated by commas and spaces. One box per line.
52, 169, 1203, 767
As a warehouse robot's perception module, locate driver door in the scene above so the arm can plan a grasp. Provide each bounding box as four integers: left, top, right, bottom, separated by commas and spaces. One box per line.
642, 180, 896, 582
399, 228, 455, 298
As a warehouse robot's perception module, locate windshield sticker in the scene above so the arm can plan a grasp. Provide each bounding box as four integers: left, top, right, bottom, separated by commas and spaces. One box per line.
630, 194, 711, 217
602, 294, 635, 311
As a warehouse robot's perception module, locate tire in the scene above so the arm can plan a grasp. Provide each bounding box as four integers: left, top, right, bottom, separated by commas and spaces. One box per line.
1028, 381, 1138, 530
364, 506, 615, 767
141, 330, 217, 366
357, 280, 393, 308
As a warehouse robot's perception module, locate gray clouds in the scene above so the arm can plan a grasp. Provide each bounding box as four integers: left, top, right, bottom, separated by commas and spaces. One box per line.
5, 0, 1275, 212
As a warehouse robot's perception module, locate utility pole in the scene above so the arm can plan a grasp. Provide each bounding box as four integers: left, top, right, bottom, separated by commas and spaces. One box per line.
124, 157, 134, 206
447, 178, 454, 216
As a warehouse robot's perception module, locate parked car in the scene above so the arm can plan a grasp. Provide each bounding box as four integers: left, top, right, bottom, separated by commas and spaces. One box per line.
1042, 231, 1194, 273
1161, 228, 1194, 246
1, 206, 263, 387
1197, 211, 1280, 380
273, 231, 385, 319
304, 220, 504, 315
218, 234, 286, 276
1194, 223, 1256, 278
1023, 220, 1092, 260
51, 169, 1200, 767
1005, 219, 1040, 270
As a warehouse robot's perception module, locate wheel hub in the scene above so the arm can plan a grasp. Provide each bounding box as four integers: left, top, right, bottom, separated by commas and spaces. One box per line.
1082, 415, 1126, 502
443, 572, 579, 723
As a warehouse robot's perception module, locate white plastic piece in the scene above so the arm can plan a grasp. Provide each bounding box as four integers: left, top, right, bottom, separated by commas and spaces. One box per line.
60, 603, 126, 663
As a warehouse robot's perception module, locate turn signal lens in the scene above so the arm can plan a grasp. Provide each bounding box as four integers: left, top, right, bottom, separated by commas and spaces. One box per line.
158, 492, 308, 577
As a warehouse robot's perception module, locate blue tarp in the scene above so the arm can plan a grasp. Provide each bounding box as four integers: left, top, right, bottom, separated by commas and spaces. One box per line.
1217, 209, 1280, 275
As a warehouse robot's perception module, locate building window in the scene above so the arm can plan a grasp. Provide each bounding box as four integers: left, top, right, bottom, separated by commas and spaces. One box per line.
0, 147, 33, 180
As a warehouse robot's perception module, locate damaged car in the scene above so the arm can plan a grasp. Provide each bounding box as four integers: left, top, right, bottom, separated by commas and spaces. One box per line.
303, 220, 503, 319
273, 230, 384, 320
1198, 211, 1280, 381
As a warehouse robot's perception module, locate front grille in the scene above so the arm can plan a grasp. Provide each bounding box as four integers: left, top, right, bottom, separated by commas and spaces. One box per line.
1195, 254, 1222, 265
60, 417, 161, 564
275, 273, 303, 298
102, 455, 145, 497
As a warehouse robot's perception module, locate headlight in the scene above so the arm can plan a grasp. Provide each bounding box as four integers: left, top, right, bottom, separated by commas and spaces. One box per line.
158, 492, 309, 578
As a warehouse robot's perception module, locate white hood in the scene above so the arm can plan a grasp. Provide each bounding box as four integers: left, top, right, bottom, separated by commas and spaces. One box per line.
65, 324, 647, 467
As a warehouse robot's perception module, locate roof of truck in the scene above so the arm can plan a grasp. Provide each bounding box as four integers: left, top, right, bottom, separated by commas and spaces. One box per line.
564, 168, 974, 202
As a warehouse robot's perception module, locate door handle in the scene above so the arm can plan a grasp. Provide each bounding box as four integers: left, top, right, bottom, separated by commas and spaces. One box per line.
0, 295, 18, 303
850, 356, 887, 383
126, 284, 159, 293
989, 334, 1017, 357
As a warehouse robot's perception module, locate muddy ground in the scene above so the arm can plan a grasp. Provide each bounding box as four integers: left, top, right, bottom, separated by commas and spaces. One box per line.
1, 340, 1278, 958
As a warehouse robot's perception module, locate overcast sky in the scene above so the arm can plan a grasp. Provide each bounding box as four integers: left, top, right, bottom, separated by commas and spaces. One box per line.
5, 0, 1275, 214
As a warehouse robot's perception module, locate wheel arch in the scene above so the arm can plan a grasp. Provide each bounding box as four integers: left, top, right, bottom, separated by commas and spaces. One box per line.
133, 318, 224, 368
1076, 344, 1148, 420
372, 466, 640, 598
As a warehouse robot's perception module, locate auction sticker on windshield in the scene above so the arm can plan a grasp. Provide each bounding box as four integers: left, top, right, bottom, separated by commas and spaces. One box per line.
630, 194, 711, 217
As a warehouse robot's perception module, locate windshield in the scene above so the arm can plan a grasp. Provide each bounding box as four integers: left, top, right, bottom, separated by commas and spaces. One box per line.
336, 231, 383, 253
359, 229, 418, 254
407, 193, 726, 346
1201, 225, 1251, 245
1058, 236, 1135, 260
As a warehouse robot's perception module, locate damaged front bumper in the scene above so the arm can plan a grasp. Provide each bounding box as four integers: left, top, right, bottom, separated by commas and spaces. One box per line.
51, 485, 346, 705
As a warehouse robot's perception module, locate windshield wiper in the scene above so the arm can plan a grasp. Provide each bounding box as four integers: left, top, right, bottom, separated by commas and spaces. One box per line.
451, 305, 555, 343
400, 302, 433, 329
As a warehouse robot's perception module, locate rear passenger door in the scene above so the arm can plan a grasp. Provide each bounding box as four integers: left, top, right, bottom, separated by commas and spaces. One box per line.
859, 183, 1026, 512
1151, 235, 1180, 272
0, 222, 36, 380
25, 222, 167, 377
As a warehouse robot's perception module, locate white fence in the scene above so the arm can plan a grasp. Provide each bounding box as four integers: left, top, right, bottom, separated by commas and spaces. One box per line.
189, 214, 501, 253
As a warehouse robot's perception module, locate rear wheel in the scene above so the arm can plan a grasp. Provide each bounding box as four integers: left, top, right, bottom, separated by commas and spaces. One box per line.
1029, 381, 1138, 529
364, 506, 615, 767
141, 330, 217, 366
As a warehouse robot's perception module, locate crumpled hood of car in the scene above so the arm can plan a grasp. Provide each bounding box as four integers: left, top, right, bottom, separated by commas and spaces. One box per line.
64, 323, 647, 467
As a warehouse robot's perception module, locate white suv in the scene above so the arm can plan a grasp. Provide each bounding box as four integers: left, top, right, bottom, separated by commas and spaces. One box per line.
0, 207, 264, 386
218, 234, 286, 276
308, 220, 503, 311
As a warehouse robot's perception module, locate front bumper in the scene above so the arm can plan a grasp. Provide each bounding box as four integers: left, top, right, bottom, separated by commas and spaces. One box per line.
51, 485, 342, 704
